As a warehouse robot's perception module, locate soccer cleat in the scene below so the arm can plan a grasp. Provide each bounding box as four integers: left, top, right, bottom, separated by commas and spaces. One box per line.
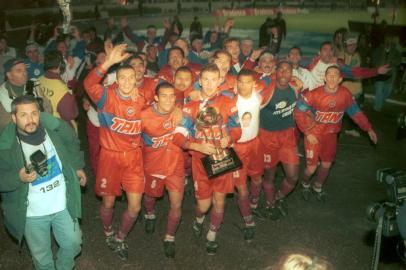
275, 199, 288, 217
163, 240, 176, 258
243, 225, 256, 242
266, 206, 281, 220
251, 207, 267, 221
301, 186, 311, 201
312, 188, 326, 202
105, 233, 117, 250
206, 241, 218, 255
145, 217, 156, 234
192, 220, 203, 238
113, 240, 129, 261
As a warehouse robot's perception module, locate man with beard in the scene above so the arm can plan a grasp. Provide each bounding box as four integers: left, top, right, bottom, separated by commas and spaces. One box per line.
0, 95, 86, 270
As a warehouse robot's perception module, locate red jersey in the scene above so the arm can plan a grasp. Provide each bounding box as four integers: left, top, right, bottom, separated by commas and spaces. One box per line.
157, 63, 199, 84
84, 66, 145, 151
175, 90, 242, 158
139, 77, 159, 106
175, 86, 193, 107
141, 105, 183, 177
295, 85, 372, 135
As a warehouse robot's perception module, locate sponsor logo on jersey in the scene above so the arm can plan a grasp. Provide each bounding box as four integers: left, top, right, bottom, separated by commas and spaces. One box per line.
328, 101, 336, 108
275, 100, 287, 110
110, 118, 141, 135
163, 120, 172, 130
151, 133, 173, 148
127, 107, 134, 116
315, 111, 344, 123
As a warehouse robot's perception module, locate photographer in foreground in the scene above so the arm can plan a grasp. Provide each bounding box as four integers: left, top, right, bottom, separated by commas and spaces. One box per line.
0, 95, 86, 270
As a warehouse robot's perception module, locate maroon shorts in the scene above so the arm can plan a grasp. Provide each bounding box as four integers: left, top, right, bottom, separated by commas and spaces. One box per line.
233, 137, 264, 186
259, 128, 299, 169
305, 133, 337, 166
95, 148, 145, 197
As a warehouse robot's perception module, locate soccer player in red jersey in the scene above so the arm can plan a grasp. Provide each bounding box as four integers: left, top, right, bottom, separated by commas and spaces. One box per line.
84, 44, 145, 260
157, 47, 198, 84
174, 64, 241, 255
173, 66, 194, 106
141, 82, 185, 258
295, 66, 377, 201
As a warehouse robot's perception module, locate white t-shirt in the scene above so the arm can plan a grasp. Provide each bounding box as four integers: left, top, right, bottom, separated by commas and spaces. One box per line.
310, 60, 335, 90
21, 132, 66, 217
237, 91, 261, 143
293, 67, 318, 91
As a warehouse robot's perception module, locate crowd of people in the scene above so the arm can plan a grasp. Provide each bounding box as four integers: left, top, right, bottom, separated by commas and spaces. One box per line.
0, 12, 401, 269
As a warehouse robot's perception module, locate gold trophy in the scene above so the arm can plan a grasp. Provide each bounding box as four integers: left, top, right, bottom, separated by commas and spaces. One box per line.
196, 107, 242, 178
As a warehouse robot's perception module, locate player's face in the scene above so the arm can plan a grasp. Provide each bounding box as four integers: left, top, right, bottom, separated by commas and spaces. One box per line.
288, 48, 301, 65
237, 75, 254, 97
346, 43, 357, 54
259, 56, 275, 74
95, 52, 106, 66
319, 44, 333, 63
7, 63, 28, 87
168, 50, 185, 71
225, 41, 240, 61
147, 28, 157, 40
276, 62, 293, 88
324, 68, 342, 91
241, 41, 253, 56
117, 68, 136, 96
174, 71, 192, 91
213, 53, 231, 78
155, 87, 176, 114
57, 42, 68, 56
200, 70, 220, 97
192, 39, 203, 53
129, 58, 145, 81
12, 103, 40, 135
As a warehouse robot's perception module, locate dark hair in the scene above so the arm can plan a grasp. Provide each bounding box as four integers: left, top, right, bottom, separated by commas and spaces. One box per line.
276, 60, 292, 70
325, 65, 340, 75
201, 63, 220, 76
11, 95, 39, 114
223, 37, 241, 48
212, 49, 232, 62
146, 25, 157, 30
168, 46, 185, 60
44, 50, 65, 72
320, 41, 333, 51
237, 69, 255, 79
116, 64, 135, 76
155, 82, 174, 96
124, 55, 144, 66
289, 46, 302, 55
175, 66, 192, 77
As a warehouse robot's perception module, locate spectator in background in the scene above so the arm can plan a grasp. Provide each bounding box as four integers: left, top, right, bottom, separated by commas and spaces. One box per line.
372, 36, 401, 111
146, 44, 159, 76
189, 16, 203, 42
104, 18, 123, 44
37, 51, 79, 133
24, 43, 44, 80
332, 27, 348, 59
269, 23, 281, 55
171, 15, 183, 37
190, 36, 210, 65
274, 11, 287, 41
259, 17, 272, 48
240, 37, 254, 63
0, 34, 17, 85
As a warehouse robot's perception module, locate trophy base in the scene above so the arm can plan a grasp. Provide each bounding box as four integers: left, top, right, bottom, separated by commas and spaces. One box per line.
201, 148, 242, 179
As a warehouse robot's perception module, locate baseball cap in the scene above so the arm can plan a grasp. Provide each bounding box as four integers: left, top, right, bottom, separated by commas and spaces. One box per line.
3, 58, 25, 73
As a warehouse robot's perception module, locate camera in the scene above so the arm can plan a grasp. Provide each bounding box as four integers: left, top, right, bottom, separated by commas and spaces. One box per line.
366, 202, 399, 237
28, 150, 48, 177
376, 168, 406, 204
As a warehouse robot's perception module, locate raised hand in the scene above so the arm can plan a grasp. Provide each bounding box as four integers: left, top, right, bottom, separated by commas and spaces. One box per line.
101, 44, 132, 70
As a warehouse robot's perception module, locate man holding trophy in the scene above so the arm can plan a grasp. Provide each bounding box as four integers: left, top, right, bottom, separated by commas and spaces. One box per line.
174, 64, 241, 255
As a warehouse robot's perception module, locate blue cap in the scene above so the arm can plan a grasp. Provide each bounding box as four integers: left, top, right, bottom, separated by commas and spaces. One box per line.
3, 58, 25, 73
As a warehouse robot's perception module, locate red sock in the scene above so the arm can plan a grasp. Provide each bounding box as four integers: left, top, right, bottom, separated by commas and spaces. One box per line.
279, 178, 296, 198
166, 210, 181, 237
262, 181, 275, 207
315, 167, 330, 189
209, 210, 224, 232
249, 182, 261, 206
100, 205, 113, 234
117, 210, 137, 240
238, 197, 253, 225
144, 195, 156, 215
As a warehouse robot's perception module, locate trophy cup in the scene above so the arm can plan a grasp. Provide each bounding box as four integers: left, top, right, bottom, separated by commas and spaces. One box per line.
196, 107, 242, 178
56, 0, 72, 34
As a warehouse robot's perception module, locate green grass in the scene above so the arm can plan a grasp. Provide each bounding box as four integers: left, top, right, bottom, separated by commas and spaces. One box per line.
127, 9, 406, 33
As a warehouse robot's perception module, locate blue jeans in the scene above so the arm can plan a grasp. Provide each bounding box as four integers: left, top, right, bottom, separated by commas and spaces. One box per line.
24, 209, 82, 270
374, 79, 394, 111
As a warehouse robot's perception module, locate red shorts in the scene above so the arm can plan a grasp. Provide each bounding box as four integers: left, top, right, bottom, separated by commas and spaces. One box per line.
259, 128, 299, 169
191, 154, 234, 200
305, 133, 337, 166
233, 137, 264, 186
95, 148, 145, 197
144, 157, 185, 198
